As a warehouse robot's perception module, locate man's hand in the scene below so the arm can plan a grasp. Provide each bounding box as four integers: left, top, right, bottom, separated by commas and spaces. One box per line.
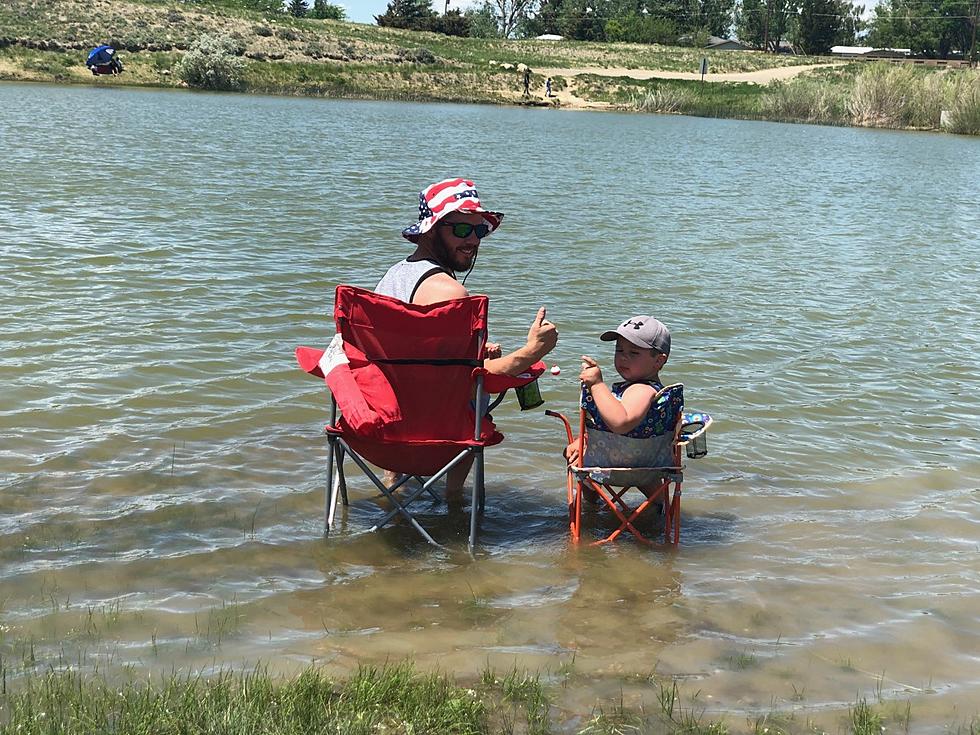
579, 355, 602, 387
484, 342, 502, 359
526, 307, 558, 360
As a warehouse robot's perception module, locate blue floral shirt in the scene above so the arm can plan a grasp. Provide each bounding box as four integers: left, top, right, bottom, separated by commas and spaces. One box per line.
582, 381, 683, 439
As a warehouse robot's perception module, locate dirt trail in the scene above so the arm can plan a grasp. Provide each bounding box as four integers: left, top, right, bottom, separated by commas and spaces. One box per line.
537, 62, 843, 85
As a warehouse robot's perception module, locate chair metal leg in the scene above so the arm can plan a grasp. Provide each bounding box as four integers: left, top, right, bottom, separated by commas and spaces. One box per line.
336, 444, 349, 506
569, 473, 582, 542
470, 448, 484, 553
325, 434, 337, 537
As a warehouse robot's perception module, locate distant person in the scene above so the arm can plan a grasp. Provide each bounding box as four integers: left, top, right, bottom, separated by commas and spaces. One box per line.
545, 77, 552, 97
522, 66, 531, 96
375, 177, 559, 500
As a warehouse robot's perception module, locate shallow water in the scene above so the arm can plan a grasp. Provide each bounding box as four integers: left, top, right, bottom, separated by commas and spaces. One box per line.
2, 81, 980, 731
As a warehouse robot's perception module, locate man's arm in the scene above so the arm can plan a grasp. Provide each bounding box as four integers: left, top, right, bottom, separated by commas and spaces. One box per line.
412, 273, 469, 304
484, 307, 557, 376
414, 278, 558, 377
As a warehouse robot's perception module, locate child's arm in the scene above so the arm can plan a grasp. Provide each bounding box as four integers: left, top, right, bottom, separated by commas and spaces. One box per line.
580, 356, 657, 435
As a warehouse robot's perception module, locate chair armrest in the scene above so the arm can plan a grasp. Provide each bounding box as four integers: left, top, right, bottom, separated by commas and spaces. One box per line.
480, 361, 546, 393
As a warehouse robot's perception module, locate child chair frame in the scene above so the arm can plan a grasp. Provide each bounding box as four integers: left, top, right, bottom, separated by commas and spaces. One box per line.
297, 285, 540, 552
548, 383, 711, 546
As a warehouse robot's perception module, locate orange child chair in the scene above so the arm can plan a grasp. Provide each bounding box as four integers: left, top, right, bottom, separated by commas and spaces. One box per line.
296, 285, 543, 552
548, 384, 712, 546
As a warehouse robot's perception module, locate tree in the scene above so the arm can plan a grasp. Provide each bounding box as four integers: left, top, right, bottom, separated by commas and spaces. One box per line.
376, 0, 436, 29
796, 0, 841, 52
287, 0, 308, 17
310, 0, 347, 19
737, 0, 798, 50
868, 0, 973, 58
685, 0, 736, 37
604, 11, 679, 42
488, 0, 539, 37
523, 0, 564, 35
429, 8, 473, 35
466, 1, 503, 35
558, 0, 607, 39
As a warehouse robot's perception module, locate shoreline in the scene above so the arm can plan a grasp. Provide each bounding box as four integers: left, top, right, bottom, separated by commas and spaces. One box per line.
2, 51, 978, 135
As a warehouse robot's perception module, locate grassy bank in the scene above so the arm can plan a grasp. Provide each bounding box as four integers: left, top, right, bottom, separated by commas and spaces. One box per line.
2, 660, 966, 735
2, 0, 977, 134
569, 63, 980, 133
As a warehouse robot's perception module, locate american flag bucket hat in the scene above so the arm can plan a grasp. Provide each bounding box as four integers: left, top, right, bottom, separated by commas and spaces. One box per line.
402, 177, 504, 243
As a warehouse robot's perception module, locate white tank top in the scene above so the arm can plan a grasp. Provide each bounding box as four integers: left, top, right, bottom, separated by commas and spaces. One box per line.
375, 258, 451, 303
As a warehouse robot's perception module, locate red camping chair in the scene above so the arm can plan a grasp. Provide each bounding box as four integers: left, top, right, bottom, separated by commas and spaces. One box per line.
296, 285, 543, 551
547, 385, 712, 546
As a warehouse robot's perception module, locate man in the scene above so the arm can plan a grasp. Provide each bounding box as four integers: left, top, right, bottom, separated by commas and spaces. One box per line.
375, 177, 559, 498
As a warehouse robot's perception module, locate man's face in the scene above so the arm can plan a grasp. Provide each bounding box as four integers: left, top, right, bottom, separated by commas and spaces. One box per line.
430, 212, 486, 273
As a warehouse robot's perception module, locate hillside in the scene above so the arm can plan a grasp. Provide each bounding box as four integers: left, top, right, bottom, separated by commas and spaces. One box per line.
0, 0, 825, 105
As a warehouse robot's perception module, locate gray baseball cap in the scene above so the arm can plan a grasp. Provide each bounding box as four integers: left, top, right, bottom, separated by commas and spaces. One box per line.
600, 316, 671, 356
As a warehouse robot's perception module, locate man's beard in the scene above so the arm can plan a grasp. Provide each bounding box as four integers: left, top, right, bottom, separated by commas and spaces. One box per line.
433, 235, 475, 274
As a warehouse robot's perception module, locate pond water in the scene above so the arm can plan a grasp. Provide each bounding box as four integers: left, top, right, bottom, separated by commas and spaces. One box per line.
2, 81, 979, 732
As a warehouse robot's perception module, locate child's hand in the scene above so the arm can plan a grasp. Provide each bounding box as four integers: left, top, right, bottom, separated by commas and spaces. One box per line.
563, 440, 580, 466
579, 356, 602, 387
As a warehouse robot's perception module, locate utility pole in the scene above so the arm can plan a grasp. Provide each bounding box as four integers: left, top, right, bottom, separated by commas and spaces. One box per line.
763, 0, 772, 52
971, 0, 979, 67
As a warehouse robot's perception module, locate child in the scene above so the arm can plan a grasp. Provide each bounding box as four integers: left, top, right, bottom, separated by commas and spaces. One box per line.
564, 316, 672, 500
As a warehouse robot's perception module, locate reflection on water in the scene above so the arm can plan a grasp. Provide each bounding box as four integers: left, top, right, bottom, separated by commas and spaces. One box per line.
2, 82, 980, 731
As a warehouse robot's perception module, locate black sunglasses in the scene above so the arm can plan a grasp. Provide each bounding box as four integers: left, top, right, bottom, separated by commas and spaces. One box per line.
440, 222, 491, 239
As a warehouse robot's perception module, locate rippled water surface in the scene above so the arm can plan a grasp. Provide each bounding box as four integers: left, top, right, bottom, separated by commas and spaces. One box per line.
2, 82, 980, 731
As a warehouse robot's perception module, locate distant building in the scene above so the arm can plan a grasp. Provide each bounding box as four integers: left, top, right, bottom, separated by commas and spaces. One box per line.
830, 46, 911, 58
677, 34, 749, 50
534, 34, 564, 41
705, 35, 749, 51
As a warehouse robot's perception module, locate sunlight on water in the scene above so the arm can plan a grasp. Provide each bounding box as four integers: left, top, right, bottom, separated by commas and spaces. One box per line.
2, 81, 980, 731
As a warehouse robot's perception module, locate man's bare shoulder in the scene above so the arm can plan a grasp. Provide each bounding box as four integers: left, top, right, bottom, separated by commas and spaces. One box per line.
413, 273, 470, 305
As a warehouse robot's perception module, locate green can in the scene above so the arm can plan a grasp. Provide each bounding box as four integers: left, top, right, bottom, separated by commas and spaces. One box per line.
514, 378, 544, 411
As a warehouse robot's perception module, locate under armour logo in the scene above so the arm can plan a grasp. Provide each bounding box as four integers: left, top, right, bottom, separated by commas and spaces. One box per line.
624, 319, 644, 330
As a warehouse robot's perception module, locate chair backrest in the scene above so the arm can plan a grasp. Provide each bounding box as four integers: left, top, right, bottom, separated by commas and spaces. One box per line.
580, 384, 684, 486
333, 284, 491, 444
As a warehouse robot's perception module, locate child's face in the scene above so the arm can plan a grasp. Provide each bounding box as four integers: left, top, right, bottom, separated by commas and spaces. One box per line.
613, 336, 666, 382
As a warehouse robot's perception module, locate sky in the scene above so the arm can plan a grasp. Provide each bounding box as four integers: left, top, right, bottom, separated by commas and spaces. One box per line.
341, 0, 477, 25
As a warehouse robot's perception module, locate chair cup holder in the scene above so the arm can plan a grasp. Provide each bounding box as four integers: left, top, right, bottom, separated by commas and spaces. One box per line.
681, 421, 708, 459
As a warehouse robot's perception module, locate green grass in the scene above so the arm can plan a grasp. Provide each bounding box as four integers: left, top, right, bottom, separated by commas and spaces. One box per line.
0, 664, 488, 735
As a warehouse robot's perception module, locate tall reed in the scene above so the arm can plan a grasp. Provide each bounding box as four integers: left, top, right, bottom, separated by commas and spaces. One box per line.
633, 85, 696, 113
761, 79, 848, 125
945, 71, 980, 135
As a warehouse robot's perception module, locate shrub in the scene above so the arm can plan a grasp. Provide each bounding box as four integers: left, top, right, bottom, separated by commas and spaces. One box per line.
762, 79, 847, 124
395, 47, 437, 64
945, 73, 980, 135
848, 63, 916, 128
176, 34, 246, 91
634, 85, 696, 113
